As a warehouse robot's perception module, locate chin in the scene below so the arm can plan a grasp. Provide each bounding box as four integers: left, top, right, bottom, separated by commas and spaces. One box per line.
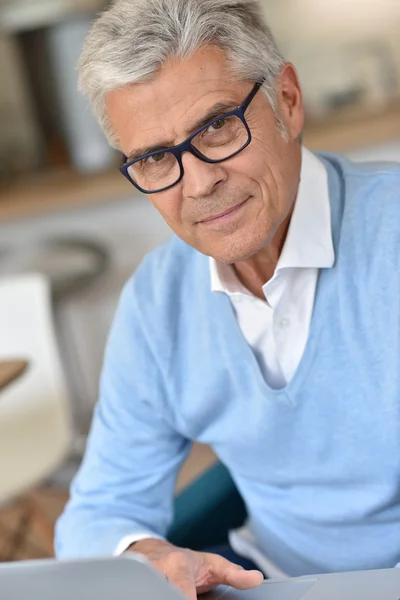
209, 234, 269, 264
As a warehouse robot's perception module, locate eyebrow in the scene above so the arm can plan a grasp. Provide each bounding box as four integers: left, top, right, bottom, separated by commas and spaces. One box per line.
126, 100, 239, 162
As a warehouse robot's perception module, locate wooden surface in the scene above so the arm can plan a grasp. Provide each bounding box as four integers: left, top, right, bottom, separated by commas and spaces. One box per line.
0, 101, 400, 224
0, 360, 29, 393
0, 443, 216, 561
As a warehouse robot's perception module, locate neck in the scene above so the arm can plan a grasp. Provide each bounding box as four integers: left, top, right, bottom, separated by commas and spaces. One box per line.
233, 210, 293, 300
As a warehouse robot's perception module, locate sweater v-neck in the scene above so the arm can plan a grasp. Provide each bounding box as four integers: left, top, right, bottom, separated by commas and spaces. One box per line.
206, 154, 343, 405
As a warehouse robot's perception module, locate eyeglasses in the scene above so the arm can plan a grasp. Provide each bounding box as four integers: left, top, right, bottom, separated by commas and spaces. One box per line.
120, 79, 265, 194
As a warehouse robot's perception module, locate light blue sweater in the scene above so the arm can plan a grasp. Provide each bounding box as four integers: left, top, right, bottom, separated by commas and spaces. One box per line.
56, 153, 400, 576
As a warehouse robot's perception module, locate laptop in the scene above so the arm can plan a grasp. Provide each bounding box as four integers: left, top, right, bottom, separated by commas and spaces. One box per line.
0, 554, 399, 600
204, 568, 400, 599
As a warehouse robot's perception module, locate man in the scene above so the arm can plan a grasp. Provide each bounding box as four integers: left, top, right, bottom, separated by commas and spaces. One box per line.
55, 0, 400, 598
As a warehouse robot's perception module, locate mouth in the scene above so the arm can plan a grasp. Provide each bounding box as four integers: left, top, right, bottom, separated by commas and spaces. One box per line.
198, 198, 249, 226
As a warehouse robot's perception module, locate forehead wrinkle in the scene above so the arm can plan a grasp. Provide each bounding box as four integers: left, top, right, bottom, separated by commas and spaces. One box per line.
145, 85, 241, 140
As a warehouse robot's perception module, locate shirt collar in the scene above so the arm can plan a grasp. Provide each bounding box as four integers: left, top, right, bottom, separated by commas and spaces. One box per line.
210, 147, 335, 295
210, 252, 248, 295
276, 147, 334, 271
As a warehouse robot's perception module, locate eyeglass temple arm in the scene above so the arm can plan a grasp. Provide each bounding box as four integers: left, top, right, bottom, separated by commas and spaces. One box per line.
243, 77, 266, 110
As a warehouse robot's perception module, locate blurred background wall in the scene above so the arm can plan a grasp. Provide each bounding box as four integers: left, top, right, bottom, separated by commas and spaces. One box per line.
0, 0, 399, 560
1, 0, 400, 183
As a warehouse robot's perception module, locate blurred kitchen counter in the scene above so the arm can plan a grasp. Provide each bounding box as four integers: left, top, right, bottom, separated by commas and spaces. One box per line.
1, 100, 400, 223
0, 166, 131, 222
303, 100, 400, 156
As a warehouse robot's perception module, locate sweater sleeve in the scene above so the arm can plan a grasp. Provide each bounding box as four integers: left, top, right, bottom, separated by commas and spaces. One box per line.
55, 277, 191, 558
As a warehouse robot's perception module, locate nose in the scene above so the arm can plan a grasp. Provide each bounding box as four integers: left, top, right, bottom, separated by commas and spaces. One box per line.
181, 152, 228, 199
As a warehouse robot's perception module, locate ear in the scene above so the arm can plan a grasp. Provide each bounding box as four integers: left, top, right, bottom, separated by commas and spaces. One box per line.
276, 63, 304, 141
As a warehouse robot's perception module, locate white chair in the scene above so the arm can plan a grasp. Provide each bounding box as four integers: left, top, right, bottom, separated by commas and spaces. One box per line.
0, 273, 71, 558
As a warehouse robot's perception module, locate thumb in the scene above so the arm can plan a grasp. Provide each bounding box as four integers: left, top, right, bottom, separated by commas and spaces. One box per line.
204, 553, 264, 590
225, 565, 264, 590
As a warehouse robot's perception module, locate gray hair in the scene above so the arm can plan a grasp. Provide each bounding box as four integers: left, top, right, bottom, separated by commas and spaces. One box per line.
79, 0, 286, 148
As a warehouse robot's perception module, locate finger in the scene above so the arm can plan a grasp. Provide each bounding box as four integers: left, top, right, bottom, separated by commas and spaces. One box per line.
203, 553, 264, 590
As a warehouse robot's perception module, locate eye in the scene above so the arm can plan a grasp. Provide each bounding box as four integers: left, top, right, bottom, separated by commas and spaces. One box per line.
149, 152, 166, 163
210, 119, 227, 131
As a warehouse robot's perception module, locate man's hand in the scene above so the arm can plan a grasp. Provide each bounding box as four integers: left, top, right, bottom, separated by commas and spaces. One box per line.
127, 538, 264, 599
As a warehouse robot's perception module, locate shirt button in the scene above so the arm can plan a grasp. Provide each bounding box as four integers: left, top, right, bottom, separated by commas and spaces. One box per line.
280, 317, 291, 328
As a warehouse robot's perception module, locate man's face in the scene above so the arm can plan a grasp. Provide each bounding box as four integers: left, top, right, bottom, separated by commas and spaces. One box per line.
106, 46, 304, 263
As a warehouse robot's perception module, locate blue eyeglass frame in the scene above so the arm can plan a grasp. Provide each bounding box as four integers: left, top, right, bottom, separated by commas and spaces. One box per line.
119, 78, 265, 194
